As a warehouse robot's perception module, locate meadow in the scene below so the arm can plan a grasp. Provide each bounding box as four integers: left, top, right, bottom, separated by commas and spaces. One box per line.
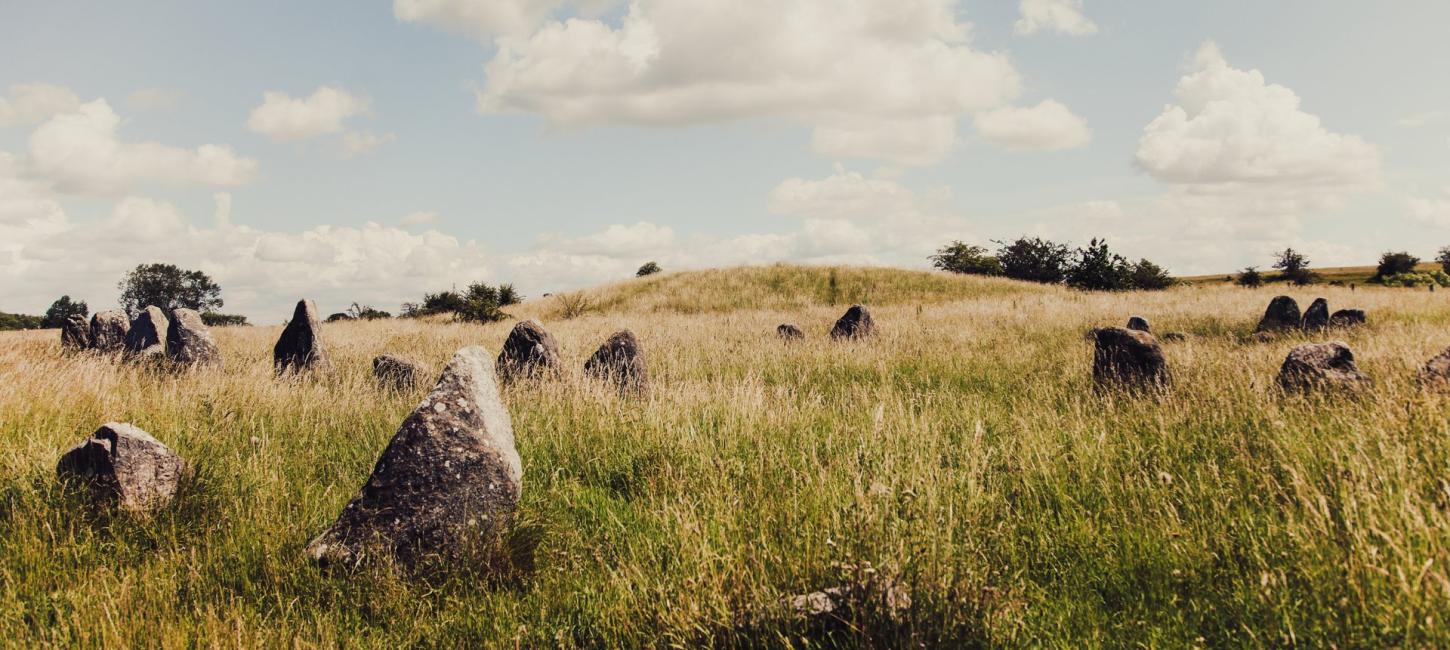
2, 264, 1449, 647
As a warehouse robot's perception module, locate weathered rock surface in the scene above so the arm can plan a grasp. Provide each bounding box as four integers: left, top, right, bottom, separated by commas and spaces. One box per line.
166, 308, 221, 368
781, 563, 912, 625
1330, 309, 1367, 327
777, 324, 804, 340
1092, 327, 1170, 389
306, 346, 521, 568
1301, 298, 1330, 331
1126, 316, 1151, 332
373, 354, 424, 391
1277, 342, 1370, 391
830, 305, 875, 340
1256, 296, 1302, 332
56, 422, 186, 512
1162, 331, 1190, 342
61, 314, 90, 351
496, 319, 562, 381
274, 299, 330, 375
88, 310, 130, 353
124, 306, 169, 360
1420, 346, 1450, 385
585, 330, 649, 394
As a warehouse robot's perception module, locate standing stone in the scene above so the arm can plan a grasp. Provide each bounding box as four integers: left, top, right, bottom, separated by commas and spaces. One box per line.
1126, 316, 1151, 333
777, 324, 805, 340
1301, 298, 1330, 331
1277, 342, 1370, 391
585, 330, 649, 394
1092, 327, 1170, 389
274, 299, 330, 375
1330, 309, 1367, 327
1420, 346, 1450, 385
88, 310, 130, 353
1256, 296, 1302, 332
830, 305, 875, 340
373, 354, 424, 391
61, 314, 90, 351
496, 319, 562, 381
124, 306, 169, 360
166, 308, 221, 368
56, 423, 187, 513
306, 346, 521, 568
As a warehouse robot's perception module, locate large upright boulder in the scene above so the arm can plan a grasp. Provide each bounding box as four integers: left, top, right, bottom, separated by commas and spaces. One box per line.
1126, 316, 1151, 333
124, 306, 169, 360
496, 319, 562, 382
1301, 298, 1330, 331
1092, 327, 1170, 389
56, 423, 187, 512
585, 330, 649, 394
88, 310, 130, 353
830, 305, 875, 340
306, 346, 521, 568
274, 299, 330, 375
373, 354, 424, 391
166, 308, 221, 368
61, 314, 90, 351
1256, 296, 1301, 332
1330, 309, 1367, 328
1277, 342, 1370, 391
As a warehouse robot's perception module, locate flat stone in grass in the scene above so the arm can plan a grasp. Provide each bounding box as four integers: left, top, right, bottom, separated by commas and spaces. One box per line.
61, 314, 90, 351
1277, 341, 1370, 391
1092, 327, 1169, 389
88, 310, 130, 353
373, 354, 424, 391
777, 324, 804, 340
56, 422, 187, 513
1256, 296, 1301, 332
124, 306, 169, 360
166, 308, 221, 369
496, 319, 562, 382
306, 346, 521, 569
585, 330, 649, 394
830, 304, 875, 340
274, 299, 330, 375
1330, 309, 1367, 328
1126, 316, 1150, 332
1301, 298, 1330, 331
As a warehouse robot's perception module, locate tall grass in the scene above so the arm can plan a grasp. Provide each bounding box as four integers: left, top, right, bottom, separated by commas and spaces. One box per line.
2, 266, 1449, 646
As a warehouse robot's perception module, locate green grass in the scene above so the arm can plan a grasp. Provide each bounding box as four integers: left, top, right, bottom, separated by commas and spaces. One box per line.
3, 265, 1450, 647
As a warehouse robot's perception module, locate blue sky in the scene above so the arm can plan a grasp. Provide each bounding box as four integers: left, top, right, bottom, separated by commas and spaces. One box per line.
2, 1, 1449, 322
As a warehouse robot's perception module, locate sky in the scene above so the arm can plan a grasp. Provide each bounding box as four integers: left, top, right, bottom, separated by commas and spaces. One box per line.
2, 0, 1449, 323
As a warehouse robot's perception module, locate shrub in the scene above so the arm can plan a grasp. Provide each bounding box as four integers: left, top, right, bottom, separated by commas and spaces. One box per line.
0, 312, 43, 330
1236, 267, 1263, 288
41, 295, 88, 328
637, 262, 662, 277
455, 283, 516, 323
1379, 271, 1450, 288
1374, 251, 1420, 279
1272, 248, 1318, 285
1065, 239, 1133, 291
200, 312, 249, 327
930, 241, 1002, 276
1437, 246, 1450, 274
995, 236, 1071, 284
1129, 259, 1176, 290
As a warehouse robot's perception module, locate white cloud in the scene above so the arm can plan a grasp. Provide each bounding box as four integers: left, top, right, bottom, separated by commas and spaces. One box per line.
126, 88, 181, 112
246, 87, 369, 141
394, 0, 569, 40
27, 99, 258, 195
0, 83, 82, 127
974, 100, 1092, 151
1015, 0, 1097, 36
400, 210, 439, 227
339, 131, 396, 158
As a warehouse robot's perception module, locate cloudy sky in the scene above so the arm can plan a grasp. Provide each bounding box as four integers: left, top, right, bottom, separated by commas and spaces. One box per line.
3, 1, 1449, 323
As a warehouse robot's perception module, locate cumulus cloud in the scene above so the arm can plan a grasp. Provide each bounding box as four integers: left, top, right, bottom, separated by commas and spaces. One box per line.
0, 83, 82, 127
974, 100, 1092, 151
1015, 0, 1097, 36
394, 0, 570, 40
339, 131, 396, 158
246, 86, 369, 141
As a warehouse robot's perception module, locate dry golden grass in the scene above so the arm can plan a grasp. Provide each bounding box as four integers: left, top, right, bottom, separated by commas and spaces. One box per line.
2, 265, 1450, 647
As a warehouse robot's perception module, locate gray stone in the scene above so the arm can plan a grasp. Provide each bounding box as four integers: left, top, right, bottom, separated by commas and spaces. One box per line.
1330, 309, 1367, 328
61, 314, 90, 351
274, 299, 330, 375
166, 308, 221, 368
56, 422, 186, 513
496, 319, 562, 382
1420, 346, 1450, 386
124, 306, 169, 360
1301, 298, 1330, 331
830, 304, 875, 340
781, 563, 911, 624
306, 346, 521, 568
88, 310, 130, 353
585, 330, 649, 394
1092, 327, 1169, 389
1126, 316, 1151, 332
777, 324, 804, 340
1256, 296, 1301, 332
1277, 342, 1370, 391
373, 354, 424, 391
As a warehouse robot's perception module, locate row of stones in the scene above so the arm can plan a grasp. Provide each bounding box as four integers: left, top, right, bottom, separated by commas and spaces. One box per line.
60, 306, 221, 368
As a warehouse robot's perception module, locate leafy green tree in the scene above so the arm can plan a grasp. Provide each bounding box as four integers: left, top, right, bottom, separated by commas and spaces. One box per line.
1437, 246, 1450, 274
421, 290, 467, 315
1374, 251, 1420, 279
0, 312, 44, 330
930, 241, 1002, 276
456, 282, 512, 323
636, 261, 662, 277
1236, 266, 1263, 288
117, 263, 222, 317
41, 295, 88, 328
1272, 248, 1317, 286
201, 313, 249, 326
995, 236, 1072, 284
1065, 239, 1134, 291
1129, 259, 1175, 290
496, 284, 521, 306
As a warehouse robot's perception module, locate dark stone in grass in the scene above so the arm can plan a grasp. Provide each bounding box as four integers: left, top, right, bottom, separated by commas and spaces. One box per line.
1301, 298, 1330, 331
274, 299, 330, 375
1419, 345, 1450, 386
1256, 296, 1301, 332
496, 319, 561, 382
585, 330, 649, 395
1126, 316, 1150, 332
307, 346, 521, 569
1092, 327, 1169, 389
124, 306, 168, 361
56, 422, 187, 513
777, 324, 804, 340
1277, 342, 1370, 391
1162, 331, 1190, 342
780, 563, 912, 625
373, 353, 424, 391
61, 314, 90, 351
830, 305, 875, 340
88, 310, 129, 353
166, 308, 221, 369
1330, 309, 1367, 327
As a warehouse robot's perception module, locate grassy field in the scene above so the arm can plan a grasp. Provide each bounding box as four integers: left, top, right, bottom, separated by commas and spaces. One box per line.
3, 265, 1450, 647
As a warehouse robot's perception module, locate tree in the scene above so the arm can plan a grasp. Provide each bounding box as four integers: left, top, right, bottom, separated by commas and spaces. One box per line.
1374, 251, 1420, 279
930, 241, 1002, 276
1437, 246, 1450, 274
1236, 266, 1263, 288
421, 290, 467, 315
456, 282, 513, 323
1272, 248, 1317, 285
1129, 259, 1175, 291
41, 295, 88, 328
0, 312, 44, 330
201, 313, 248, 327
636, 261, 662, 277
1065, 239, 1133, 291
117, 263, 222, 317
995, 236, 1072, 284
496, 284, 521, 306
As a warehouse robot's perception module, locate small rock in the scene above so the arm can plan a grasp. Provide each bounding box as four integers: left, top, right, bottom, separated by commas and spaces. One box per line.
1277, 342, 1370, 391
1126, 316, 1151, 332
1301, 298, 1330, 331
88, 310, 130, 353
56, 422, 187, 512
1161, 331, 1190, 342
1419, 346, 1450, 386
274, 299, 331, 375
781, 563, 911, 624
496, 319, 562, 382
830, 305, 875, 340
1256, 296, 1302, 332
124, 306, 169, 360
1329, 309, 1367, 328
61, 314, 90, 351
1092, 327, 1170, 389
585, 330, 649, 394
777, 324, 804, 340
306, 346, 521, 569
166, 308, 222, 368
373, 353, 424, 391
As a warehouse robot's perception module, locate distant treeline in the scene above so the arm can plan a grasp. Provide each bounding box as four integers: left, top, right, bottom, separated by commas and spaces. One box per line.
931, 237, 1174, 291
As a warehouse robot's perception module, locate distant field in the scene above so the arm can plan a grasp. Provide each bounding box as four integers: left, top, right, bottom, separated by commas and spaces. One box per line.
3, 265, 1450, 646
1179, 262, 1444, 286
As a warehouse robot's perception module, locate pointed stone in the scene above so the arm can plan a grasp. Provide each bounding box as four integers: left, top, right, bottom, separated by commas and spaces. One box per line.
124, 306, 169, 360
830, 304, 875, 340
496, 319, 562, 382
777, 323, 804, 340
1256, 296, 1301, 332
1092, 327, 1170, 389
585, 330, 649, 394
373, 354, 424, 391
1126, 316, 1151, 333
56, 423, 187, 512
274, 299, 330, 375
88, 310, 129, 353
166, 308, 221, 368
1278, 342, 1370, 391
61, 314, 90, 351
1301, 298, 1330, 331
306, 346, 521, 568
